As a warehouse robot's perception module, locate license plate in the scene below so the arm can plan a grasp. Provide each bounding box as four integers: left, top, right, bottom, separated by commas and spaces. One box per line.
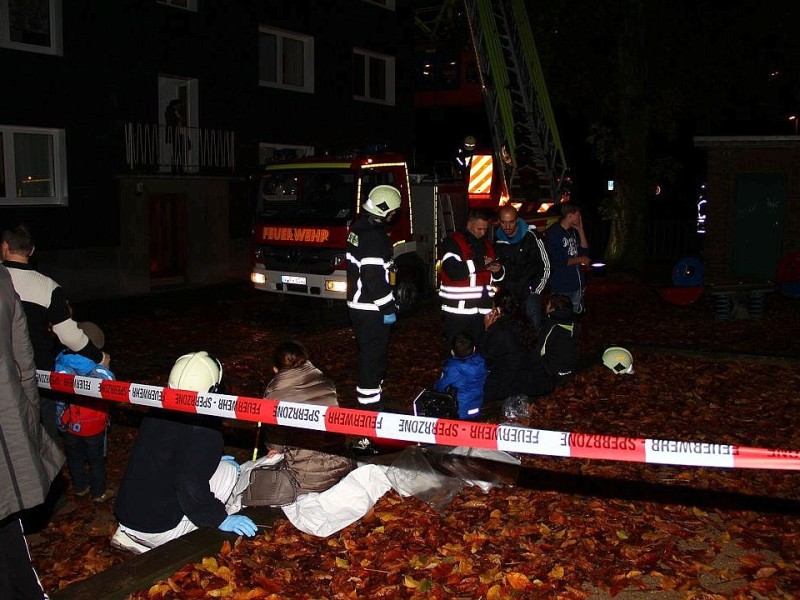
281, 275, 307, 285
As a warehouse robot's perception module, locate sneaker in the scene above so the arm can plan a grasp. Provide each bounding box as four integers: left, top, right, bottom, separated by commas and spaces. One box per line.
93, 490, 115, 503
110, 528, 150, 555
349, 437, 380, 457
74, 487, 90, 498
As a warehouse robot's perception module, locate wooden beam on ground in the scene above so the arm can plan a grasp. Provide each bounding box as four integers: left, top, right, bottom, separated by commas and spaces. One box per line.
51, 507, 282, 600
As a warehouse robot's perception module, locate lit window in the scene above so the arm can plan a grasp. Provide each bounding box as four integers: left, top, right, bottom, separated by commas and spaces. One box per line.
0, 125, 67, 206
157, 0, 197, 10
259, 26, 314, 93
0, 0, 62, 55
353, 48, 395, 105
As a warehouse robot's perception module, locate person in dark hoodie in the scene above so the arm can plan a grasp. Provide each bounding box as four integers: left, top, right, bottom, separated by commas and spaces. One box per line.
433, 332, 487, 420
480, 290, 552, 407
533, 294, 581, 388
494, 205, 550, 330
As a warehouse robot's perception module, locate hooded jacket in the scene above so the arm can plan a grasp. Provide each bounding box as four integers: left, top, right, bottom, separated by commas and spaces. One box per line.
0, 265, 64, 521
54, 352, 113, 437
434, 352, 487, 419
494, 218, 550, 300
263, 361, 355, 493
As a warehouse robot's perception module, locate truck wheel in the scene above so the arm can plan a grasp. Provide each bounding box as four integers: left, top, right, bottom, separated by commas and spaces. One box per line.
395, 262, 427, 315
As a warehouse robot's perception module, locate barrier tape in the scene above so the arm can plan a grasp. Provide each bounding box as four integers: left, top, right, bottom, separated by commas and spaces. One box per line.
36, 370, 800, 471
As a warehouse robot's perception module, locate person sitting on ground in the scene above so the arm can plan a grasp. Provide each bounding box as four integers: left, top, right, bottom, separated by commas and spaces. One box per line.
54, 321, 114, 503
534, 294, 581, 389
261, 340, 355, 494
112, 351, 257, 554
481, 289, 552, 409
433, 332, 487, 420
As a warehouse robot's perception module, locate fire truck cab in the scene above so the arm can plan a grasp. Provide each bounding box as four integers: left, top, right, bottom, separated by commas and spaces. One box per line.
250, 153, 436, 308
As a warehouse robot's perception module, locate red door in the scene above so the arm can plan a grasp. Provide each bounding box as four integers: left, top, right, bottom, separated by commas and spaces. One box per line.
148, 193, 187, 284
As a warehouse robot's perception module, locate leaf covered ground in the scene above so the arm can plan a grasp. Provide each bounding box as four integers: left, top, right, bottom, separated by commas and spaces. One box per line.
29, 273, 800, 598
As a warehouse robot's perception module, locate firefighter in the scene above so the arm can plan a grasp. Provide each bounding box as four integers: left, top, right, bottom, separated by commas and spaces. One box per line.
439, 209, 504, 347
345, 185, 401, 427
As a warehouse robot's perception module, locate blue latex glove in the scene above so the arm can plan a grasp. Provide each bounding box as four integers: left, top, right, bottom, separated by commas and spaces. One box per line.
383, 313, 397, 325
219, 514, 257, 537
220, 455, 241, 475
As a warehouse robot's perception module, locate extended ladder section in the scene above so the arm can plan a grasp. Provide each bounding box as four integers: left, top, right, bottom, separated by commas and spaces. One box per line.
463, 0, 567, 205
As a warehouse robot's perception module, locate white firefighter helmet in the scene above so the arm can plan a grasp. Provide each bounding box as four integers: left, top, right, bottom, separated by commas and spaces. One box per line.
602, 346, 634, 375
168, 351, 223, 393
363, 185, 402, 218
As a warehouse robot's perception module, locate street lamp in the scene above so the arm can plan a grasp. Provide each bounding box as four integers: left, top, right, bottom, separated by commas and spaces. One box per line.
790, 115, 798, 135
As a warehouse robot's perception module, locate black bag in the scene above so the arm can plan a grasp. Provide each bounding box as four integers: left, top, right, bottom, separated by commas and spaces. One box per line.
413, 387, 458, 419
241, 458, 299, 507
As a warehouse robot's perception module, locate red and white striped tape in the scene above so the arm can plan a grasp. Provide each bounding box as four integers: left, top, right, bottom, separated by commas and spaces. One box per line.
37, 370, 800, 471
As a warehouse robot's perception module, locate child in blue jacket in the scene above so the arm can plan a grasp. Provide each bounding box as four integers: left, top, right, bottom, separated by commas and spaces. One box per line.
434, 332, 487, 420
54, 322, 114, 502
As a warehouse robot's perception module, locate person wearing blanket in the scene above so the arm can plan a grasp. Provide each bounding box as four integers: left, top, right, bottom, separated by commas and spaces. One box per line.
262, 340, 355, 494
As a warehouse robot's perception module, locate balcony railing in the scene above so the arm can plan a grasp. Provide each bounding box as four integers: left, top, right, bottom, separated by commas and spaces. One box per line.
124, 123, 235, 173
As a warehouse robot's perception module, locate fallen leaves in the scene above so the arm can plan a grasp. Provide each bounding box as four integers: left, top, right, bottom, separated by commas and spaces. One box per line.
27, 278, 800, 597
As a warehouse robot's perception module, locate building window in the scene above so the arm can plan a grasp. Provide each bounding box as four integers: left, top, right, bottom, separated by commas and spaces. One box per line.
353, 49, 395, 105
157, 0, 197, 11
0, 125, 67, 206
0, 0, 62, 55
259, 142, 314, 166
361, 0, 395, 9
258, 26, 314, 93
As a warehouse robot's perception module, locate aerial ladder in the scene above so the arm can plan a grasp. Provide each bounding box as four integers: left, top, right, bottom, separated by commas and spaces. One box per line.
462, 0, 568, 212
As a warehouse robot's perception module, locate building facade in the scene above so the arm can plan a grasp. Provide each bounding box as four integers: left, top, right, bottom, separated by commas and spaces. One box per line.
0, 0, 414, 298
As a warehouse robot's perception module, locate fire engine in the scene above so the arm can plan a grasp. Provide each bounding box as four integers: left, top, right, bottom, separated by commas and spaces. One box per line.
251, 0, 570, 305
249, 153, 463, 309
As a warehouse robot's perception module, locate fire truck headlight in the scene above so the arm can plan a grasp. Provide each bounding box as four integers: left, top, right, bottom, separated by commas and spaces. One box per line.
325, 279, 347, 293
251, 272, 267, 285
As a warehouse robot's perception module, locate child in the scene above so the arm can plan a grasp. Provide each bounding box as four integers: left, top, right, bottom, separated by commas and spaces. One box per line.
55, 321, 113, 502
534, 294, 580, 387
434, 332, 487, 420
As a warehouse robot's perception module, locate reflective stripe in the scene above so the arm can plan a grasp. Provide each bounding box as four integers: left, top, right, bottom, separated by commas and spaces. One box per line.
467, 407, 480, 415
439, 290, 487, 300
357, 385, 382, 395
441, 251, 462, 263
374, 292, 394, 306
361, 257, 389, 266
466, 260, 476, 275
441, 305, 492, 315
347, 301, 380, 311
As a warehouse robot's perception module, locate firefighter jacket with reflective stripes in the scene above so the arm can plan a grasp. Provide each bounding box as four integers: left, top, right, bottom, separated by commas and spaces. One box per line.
346, 214, 396, 313
439, 230, 502, 315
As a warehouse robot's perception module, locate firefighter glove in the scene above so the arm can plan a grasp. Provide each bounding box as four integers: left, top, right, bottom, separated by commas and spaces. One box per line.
383, 313, 397, 325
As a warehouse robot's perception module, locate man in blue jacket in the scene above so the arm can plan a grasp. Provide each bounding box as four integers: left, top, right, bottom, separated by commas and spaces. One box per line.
545, 205, 590, 314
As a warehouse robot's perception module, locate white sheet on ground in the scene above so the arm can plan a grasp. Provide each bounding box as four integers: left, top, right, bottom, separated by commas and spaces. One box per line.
279, 464, 393, 537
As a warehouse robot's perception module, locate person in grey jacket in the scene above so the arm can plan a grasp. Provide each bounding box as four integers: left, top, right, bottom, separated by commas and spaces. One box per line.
0, 264, 65, 599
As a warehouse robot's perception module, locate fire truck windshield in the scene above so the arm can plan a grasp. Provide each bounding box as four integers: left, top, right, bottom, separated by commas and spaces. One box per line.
256, 171, 355, 223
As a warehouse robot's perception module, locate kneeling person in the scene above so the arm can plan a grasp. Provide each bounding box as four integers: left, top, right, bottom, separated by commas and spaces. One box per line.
112, 351, 256, 553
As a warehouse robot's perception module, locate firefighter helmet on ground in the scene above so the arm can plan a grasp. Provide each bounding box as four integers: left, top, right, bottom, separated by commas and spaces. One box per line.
602, 346, 634, 375
363, 185, 401, 218
168, 351, 223, 393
